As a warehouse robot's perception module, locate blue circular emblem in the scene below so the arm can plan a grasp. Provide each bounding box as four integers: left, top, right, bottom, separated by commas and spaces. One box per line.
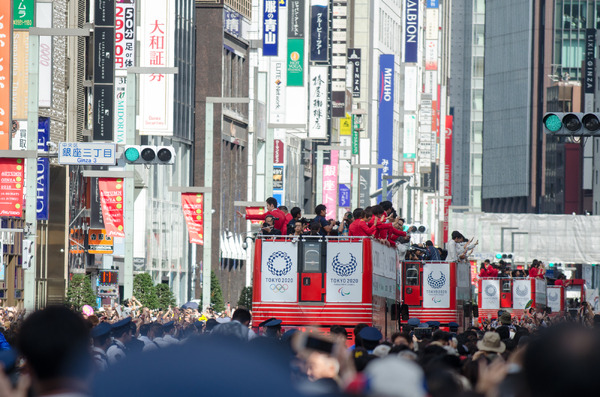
332, 253, 357, 277
267, 251, 292, 276
427, 271, 446, 289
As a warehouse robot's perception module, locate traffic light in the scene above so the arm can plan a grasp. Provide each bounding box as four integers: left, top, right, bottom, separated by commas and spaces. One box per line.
543, 112, 600, 136
495, 252, 513, 261
123, 145, 175, 165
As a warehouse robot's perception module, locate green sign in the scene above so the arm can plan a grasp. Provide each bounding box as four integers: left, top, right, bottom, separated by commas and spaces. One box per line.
351, 115, 359, 155
13, 0, 35, 29
287, 39, 304, 86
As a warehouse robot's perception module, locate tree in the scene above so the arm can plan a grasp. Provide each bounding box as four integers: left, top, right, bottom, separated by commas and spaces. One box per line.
133, 273, 158, 309
156, 283, 176, 310
66, 274, 97, 311
210, 271, 225, 312
237, 286, 252, 310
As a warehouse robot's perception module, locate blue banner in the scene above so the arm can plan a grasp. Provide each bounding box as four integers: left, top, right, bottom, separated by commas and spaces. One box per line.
426, 0, 438, 8
310, 1, 328, 62
263, 0, 279, 56
339, 184, 351, 207
377, 55, 394, 200
404, 0, 418, 63
37, 117, 50, 221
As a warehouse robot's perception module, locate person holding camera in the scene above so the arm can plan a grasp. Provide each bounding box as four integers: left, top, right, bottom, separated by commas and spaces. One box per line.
314, 204, 336, 236
260, 215, 281, 236
340, 211, 353, 236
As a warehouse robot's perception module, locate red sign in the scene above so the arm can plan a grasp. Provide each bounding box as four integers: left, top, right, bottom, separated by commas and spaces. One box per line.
0, 158, 25, 217
443, 115, 453, 242
182, 192, 204, 245
0, 2, 11, 150
98, 178, 125, 238
403, 161, 415, 175
274, 139, 284, 164
246, 206, 265, 225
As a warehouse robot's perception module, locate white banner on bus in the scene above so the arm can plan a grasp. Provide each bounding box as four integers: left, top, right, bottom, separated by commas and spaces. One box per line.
261, 242, 298, 302
513, 279, 532, 309
535, 278, 546, 306
422, 262, 450, 308
481, 279, 500, 309
326, 242, 363, 302
546, 286, 561, 314
371, 243, 396, 279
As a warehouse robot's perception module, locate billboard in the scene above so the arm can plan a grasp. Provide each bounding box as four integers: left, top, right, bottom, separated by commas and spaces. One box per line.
12, 31, 29, 120
287, 38, 304, 86
377, 55, 394, 195
347, 48, 361, 98
139, 0, 175, 135
288, 0, 304, 38
0, 1, 11, 150
309, 66, 328, 139
269, 59, 286, 124
310, 0, 328, 62
263, 0, 279, 56
13, 0, 34, 29
37, 2, 53, 108
37, 117, 50, 221
404, 0, 419, 63
115, 0, 135, 69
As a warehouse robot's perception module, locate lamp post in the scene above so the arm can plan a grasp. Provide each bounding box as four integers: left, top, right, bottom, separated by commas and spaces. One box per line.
381, 175, 411, 202
203, 97, 250, 311
351, 164, 383, 208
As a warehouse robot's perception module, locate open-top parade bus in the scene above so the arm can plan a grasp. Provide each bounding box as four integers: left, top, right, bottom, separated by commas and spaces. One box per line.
251, 236, 473, 338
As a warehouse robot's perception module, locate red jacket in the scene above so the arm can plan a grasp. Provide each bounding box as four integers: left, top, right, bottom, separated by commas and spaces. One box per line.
245, 209, 287, 232
349, 219, 377, 237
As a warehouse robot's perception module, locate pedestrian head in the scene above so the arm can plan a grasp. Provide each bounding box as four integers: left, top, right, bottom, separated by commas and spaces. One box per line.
18, 306, 93, 388
265, 197, 278, 210
315, 204, 327, 216
278, 205, 288, 214
352, 208, 365, 220
290, 207, 302, 219
232, 307, 251, 326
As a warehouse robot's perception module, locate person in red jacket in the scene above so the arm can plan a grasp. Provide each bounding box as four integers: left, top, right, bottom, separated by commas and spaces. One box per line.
479, 262, 489, 278
349, 208, 378, 237
237, 197, 287, 233
528, 260, 545, 279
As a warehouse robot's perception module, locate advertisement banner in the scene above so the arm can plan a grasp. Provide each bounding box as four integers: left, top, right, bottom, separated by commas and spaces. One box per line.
546, 286, 562, 314
88, 229, 114, 254
37, 117, 50, 221
404, 66, 417, 111
98, 178, 125, 238
404, 0, 419, 63
12, 121, 26, 150
326, 242, 363, 302
224, 8, 241, 38
422, 262, 451, 308
403, 161, 415, 175
351, 115, 359, 154
359, 170, 370, 207
427, 0, 439, 7
371, 242, 396, 279
115, 1, 135, 69
338, 184, 350, 207
425, 40, 438, 70
323, 151, 338, 219
425, 8, 439, 40
288, 0, 304, 38
340, 113, 351, 135
139, 0, 174, 135
513, 279, 532, 309
481, 279, 500, 309
535, 278, 546, 306
347, 48, 361, 98
12, 31, 29, 120
373, 275, 396, 300
332, 91, 345, 118
113, 75, 127, 144
0, 158, 25, 217
263, 0, 279, 56
90, 178, 105, 228
310, 0, 328, 62
94, 26, 115, 85
287, 38, 304, 86
93, 84, 114, 141
261, 241, 298, 302
269, 59, 286, 124
585, 29, 595, 94
273, 139, 284, 164
273, 165, 284, 190
377, 55, 394, 196
37, 2, 52, 108
309, 66, 328, 139
181, 192, 204, 245
0, 2, 11, 150
13, 0, 34, 29
403, 117, 416, 160
95, 0, 115, 26
443, 115, 453, 242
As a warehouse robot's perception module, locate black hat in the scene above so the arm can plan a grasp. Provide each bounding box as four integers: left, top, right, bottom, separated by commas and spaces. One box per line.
407, 318, 420, 327
258, 318, 276, 327
427, 321, 440, 328
163, 321, 175, 331
264, 319, 282, 327
92, 322, 112, 339
111, 317, 132, 333
194, 321, 205, 330
359, 326, 382, 342
448, 322, 459, 329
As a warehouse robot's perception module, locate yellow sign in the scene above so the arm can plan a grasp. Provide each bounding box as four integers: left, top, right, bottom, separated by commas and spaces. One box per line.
340, 113, 352, 135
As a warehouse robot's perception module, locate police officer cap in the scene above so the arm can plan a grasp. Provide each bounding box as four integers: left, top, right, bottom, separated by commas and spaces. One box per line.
258, 317, 276, 327
91, 322, 112, 339
407, 318, 421, 327
111, 317, 132, 331
265, 319, 282, 327
194, 321, 205, 330
281, 329, 298, 342
448, 322, 459, 328
359, 326, 382, 342
418, 323, 430, 328
163, 321, 175, 331
427, 321, 440, 328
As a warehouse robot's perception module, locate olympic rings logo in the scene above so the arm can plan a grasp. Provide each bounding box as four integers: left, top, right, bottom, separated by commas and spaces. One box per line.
270, 284, 289, 293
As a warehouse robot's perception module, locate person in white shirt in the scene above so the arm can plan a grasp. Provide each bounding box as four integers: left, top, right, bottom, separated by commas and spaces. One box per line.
106, 317, 132, 365
137, 323, 159, 352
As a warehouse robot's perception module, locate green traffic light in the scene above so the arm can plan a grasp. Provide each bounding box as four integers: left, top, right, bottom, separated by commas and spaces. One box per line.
544, 114, 562, 132
125, 147, 140, 162
549, 263, 554, 267
495, 253, 502, 259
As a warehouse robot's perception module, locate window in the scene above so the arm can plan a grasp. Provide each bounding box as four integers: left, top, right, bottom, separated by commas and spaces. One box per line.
405, 263, 420, 286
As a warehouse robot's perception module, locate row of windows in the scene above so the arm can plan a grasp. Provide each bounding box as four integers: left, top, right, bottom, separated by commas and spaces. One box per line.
379, 9, 402, 55
223, 49, 247, 116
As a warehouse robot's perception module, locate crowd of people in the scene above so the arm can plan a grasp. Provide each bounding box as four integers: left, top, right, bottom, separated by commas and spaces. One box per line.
0, 302, 598, 396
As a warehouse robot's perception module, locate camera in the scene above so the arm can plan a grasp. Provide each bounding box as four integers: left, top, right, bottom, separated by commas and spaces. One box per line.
335, 221, 341, 226
299, 217, 309, 225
